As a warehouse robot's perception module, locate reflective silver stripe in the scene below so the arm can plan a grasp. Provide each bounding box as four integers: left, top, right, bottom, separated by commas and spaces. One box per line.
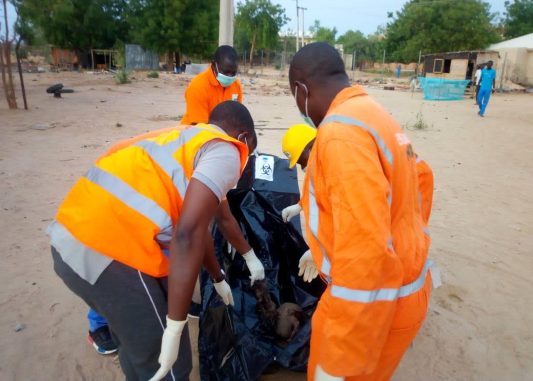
387, 237, 395, 253
308, 173, 331, 276
85, 166, 173, 233
330, 259, 433, 303
135, 127, 203, 199
423, 227, 431, 236
320, 114, 394, 165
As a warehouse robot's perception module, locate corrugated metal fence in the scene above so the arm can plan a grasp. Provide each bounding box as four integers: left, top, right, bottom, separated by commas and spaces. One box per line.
125, 44, 159, 70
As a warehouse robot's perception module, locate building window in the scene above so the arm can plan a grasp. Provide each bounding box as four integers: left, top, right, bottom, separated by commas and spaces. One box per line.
444, 59, 452, 73
433, 59, 444, 73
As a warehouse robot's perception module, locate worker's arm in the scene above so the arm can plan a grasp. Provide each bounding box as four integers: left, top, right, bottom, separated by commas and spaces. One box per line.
416, 157, 434, 225
168, 178, 221, 320
181, 79, 210, 125
315, 132, 403, 377
215, 199, 251, 254
215, 199, 265, 284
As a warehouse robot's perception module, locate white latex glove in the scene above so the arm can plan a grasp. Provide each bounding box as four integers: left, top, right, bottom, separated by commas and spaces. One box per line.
298, 250, 319, 282
148, 316, 187, 381
281, 203, 302, 223
242, 249, 265, 285
315, 364, 345, 381
213, 279, 235, 306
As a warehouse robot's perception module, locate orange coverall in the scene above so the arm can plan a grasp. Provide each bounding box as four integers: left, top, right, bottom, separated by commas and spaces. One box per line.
180, 65, 243, 125
301, 86, 434, 381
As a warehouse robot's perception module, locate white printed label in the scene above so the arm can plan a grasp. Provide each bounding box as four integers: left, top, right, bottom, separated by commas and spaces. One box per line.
255, 155, 275, 182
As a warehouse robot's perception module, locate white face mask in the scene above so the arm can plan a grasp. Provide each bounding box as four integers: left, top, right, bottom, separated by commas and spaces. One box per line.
294, 83, 316, 128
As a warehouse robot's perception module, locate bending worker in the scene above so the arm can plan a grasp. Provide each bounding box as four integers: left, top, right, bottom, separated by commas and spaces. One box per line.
49, 101, 257, 381
289, 42, 435, 381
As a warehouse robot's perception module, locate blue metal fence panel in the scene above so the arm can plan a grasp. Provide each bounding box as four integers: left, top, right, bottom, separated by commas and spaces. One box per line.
125, 44, 159, 70
418, 77, 470, 100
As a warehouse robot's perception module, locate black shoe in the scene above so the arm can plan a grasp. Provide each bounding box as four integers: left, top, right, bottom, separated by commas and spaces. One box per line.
88, 326, 118, 355
187, 302, 202, 319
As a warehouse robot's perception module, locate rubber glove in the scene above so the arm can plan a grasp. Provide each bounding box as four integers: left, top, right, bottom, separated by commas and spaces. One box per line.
213, 279, 234, 306
298, 250, 319, 282
281, 203, 302, 223
315, 364, 345, 381
148, 316, 187, 381
242, 249, 265, 285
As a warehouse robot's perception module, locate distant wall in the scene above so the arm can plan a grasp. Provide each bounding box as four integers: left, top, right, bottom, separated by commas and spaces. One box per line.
496, 48, 533, 87
125, 44, 159, 70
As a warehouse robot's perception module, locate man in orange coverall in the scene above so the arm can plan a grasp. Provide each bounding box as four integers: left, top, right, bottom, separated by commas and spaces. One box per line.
181, 45, 243, 125
289, 42, 438, 381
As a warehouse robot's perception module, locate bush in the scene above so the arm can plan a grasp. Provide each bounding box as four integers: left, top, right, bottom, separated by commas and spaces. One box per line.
115, 69, 130, 84
147, 71, 159, 78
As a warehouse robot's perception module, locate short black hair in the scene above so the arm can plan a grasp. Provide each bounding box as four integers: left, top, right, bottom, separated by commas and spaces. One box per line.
209, 101, 254, 134
214, 45, 238, 64
289, 42, 347, 85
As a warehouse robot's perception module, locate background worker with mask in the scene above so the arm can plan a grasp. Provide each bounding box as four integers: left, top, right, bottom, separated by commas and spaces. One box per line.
179, 43, 262, 288
49, 101, 257, 381
181, 45, 242, 125
289, 42, 435, 381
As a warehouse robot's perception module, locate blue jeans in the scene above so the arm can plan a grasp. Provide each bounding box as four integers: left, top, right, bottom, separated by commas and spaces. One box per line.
477, 87, 492, 116
88, 308, 108, 332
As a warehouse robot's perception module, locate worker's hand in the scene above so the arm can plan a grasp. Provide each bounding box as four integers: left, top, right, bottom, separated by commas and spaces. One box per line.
281, 204, 302, 223
242, 249, 265, 285
298, 250, 319, 282
148, 316, 187, 381
315, 364, 345, 381
213, 279, 235, 306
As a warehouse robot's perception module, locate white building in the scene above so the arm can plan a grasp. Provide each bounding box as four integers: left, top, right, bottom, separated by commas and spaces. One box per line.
489, 33, 533, 87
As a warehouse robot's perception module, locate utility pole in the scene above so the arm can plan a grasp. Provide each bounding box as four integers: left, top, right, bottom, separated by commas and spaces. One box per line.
294, 0, 300, 51
299, 7, 307, 48
219, 0, 234, 46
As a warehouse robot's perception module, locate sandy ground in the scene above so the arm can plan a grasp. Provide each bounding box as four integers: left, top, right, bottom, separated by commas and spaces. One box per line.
1, 70, 532, 381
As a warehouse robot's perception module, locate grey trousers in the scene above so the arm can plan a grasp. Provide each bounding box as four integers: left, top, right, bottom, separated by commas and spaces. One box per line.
52, 247, 192, 381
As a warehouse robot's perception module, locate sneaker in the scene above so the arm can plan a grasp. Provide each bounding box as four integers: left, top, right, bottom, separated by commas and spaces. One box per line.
88, 326, 118, 355
187, 302, 202, 319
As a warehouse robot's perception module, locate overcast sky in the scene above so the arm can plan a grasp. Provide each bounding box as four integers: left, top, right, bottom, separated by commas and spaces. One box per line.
2, 0, 507, 39
275, 0, 507, 36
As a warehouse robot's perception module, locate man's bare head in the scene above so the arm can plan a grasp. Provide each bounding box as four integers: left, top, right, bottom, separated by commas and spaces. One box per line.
209, 101, 257, 152
289, 42, 350, 127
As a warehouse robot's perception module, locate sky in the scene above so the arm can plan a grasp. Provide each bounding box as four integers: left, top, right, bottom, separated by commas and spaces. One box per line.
2, 0, 507, 39
274, 0, 507, 36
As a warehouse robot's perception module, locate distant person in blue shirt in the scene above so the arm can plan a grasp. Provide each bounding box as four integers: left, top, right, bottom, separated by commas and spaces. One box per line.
477, 60, 496, 117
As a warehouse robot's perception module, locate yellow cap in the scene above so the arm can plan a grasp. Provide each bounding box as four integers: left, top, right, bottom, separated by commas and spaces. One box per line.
282, 124, 317, 168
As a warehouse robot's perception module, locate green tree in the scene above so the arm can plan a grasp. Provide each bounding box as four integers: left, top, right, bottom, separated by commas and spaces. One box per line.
503, 0, 533, 38
385, 0, 500, 62
235, 0, 289, 65
129, 0, 218, 61
310, 20, 337, 45
18, 0, 129, 55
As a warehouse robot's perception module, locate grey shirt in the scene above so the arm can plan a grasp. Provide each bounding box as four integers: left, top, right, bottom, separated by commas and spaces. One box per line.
49, 132, 241, 284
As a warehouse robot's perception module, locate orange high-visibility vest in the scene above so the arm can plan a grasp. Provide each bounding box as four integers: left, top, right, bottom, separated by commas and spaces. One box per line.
301, 86, 433, 377
56, 124, 248, 277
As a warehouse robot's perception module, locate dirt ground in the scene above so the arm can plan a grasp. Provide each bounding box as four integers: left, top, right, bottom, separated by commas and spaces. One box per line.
1, 70, 532, 381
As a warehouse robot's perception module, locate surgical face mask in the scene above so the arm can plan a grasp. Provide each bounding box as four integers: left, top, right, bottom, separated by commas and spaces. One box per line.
215, 63, 237, 87
294, 84, 316, 128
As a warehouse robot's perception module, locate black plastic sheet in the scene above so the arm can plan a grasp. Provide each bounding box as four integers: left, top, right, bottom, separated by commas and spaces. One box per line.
199, 155, 326, 381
